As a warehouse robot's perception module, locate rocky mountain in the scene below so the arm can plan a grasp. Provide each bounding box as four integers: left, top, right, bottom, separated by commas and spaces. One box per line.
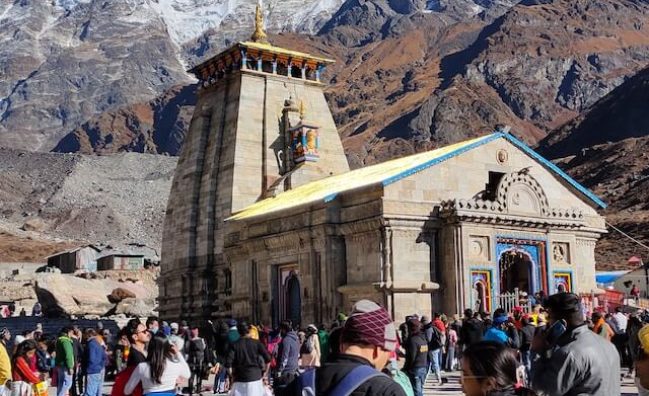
0, 0, 344, 152
327, 0, 649, 165
3, 0, 649, 267
38, 0, 649, 167
539, 65, 649, 268
0, 148, 177, 260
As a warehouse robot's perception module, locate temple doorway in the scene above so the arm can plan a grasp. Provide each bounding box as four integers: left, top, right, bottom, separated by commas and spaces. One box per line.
499, 249, 533, 294
274, 266, 302, 327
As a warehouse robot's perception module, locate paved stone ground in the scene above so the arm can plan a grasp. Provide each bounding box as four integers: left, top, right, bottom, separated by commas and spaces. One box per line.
53, 369, 638, 396
422, 371, 639, 395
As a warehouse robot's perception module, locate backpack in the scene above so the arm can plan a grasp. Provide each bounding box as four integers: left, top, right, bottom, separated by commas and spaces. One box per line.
300, 335, 314, 355
298, 365, 386, 396
427, 325, 443, 350
188, 337, 206, 368
36, 350, 51, 373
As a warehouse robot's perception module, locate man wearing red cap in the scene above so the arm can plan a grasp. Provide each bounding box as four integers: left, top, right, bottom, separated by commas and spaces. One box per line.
316, 300, 406, 395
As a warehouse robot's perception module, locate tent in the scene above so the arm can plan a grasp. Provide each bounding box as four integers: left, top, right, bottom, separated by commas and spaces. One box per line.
596, 270, 632, 285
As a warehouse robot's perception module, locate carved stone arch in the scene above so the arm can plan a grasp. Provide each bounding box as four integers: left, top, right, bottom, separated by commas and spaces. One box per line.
496, 171, 550, 216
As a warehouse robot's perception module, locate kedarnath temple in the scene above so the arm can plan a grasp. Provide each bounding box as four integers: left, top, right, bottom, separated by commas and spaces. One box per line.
159, 6, 607, 325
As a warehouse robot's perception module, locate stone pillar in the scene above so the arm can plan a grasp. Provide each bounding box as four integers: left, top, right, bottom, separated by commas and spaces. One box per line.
257, 58, 263, 71
316, 65, 325, 82
241, 49, 248, 70
272, 57, 277, 74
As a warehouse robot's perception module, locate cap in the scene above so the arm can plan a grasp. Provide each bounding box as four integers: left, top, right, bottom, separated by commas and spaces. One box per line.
420, 316, 431, 325
170, 322, 179, 330
543, 292, 581, 315
227, 319, 237, 327
342, 300, 398, 352
493, 314, 509, 326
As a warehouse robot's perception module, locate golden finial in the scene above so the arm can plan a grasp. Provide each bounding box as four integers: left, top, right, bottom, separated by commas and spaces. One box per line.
299, 100, 306, 120
251, 1, 269, 44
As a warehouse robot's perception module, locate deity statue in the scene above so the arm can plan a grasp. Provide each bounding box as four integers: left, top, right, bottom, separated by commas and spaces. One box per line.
553, 244, 566, 263
306, 129, 318, 154
251, 2, 269, 44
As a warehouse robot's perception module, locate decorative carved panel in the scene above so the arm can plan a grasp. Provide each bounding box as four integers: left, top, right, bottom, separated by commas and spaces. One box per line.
469, 236, 490, 261
507, 184, 541, 215
552, 242, 570, 265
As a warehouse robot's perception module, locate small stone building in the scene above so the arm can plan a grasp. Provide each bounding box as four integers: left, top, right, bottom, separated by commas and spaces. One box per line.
160, 10, 607, 324
47, 245, 101, 273
97, 254, 145, 271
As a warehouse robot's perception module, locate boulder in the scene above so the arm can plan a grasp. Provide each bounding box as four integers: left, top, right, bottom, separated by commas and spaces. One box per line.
113, 298, 156, 317
108, 287, 137, 303
35, 274, 114, 317
21, 218, 47, 232
32, 271, 158, 317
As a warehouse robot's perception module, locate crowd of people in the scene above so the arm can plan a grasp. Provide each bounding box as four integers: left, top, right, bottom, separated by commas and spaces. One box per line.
0, 303, 42, 319
0, 293, 648, 396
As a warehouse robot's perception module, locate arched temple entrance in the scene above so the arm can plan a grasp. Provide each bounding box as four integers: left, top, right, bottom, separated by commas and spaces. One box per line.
499, 249, 533, 294
495, 237, 548, 296
285, 271, 302, 326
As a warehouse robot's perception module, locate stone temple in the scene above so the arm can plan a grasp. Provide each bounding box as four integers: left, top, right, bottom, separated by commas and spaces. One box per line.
160, 8, 607, 325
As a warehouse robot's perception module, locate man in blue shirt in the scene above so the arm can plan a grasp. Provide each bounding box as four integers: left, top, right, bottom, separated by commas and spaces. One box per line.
483, 314, 520, 348
83, 329, 107, 396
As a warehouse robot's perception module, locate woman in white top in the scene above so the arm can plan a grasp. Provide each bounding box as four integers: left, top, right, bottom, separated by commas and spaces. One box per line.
299, 324, 321, 368
124, 336, 190, 396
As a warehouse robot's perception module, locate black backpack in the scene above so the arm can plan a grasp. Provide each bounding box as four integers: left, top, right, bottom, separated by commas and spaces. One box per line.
428, 326, 443, 350
300, 335, 314, 355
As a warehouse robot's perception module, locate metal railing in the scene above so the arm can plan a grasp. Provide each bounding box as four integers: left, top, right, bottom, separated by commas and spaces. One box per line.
495, 288, 532, 312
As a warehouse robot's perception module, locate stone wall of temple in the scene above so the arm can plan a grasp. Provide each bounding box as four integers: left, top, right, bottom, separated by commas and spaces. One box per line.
160, 74, 242, 319
160, 63, 349, 320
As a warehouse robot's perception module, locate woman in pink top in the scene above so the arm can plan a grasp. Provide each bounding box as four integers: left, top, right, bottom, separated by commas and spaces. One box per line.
445, 324, 458, 371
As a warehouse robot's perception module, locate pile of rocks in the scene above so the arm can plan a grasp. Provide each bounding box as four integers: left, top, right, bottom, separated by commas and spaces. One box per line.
1, 268, 158, 318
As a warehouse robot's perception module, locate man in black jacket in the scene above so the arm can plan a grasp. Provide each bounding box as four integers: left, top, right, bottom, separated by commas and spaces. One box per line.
226, 321, 271, 396
519, 316, 535, 378
459, 309, 483, 350
316, 300, 406, 396
403, 320, 428, 396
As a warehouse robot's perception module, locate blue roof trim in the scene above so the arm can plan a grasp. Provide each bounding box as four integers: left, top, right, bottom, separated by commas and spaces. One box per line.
325, 131, 606, 209
381, 133, 503, 187
323, 193, 338, 203
501, 133, 607, 209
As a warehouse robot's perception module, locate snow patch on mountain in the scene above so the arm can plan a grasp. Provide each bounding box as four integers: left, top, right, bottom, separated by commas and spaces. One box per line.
54, 0, 93, 11
148, 0, 236, 45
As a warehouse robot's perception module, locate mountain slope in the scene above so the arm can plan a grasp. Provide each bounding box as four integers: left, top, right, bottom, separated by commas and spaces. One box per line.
350, 0, 649, 163
541, 65, 649, 268
0, 148, 177, 256
539, 65, 649, 159
0, 0, 344, 152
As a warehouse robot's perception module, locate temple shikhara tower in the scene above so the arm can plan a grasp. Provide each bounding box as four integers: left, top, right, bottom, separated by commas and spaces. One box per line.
160, 7, 607, 324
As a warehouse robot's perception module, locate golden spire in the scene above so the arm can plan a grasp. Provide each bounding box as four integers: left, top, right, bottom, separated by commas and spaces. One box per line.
251, 1, 269, 44
299, 100, 306, 120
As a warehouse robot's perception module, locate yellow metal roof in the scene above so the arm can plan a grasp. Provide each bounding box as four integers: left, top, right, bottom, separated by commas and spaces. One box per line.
227, 134, 498, 221
240, 41, 335, 64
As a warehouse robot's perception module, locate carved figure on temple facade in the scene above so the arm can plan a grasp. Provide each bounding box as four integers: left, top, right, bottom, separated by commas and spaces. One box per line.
292, 131, 306, 161
290, 101, 320, 163
553, 243, 569, 264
